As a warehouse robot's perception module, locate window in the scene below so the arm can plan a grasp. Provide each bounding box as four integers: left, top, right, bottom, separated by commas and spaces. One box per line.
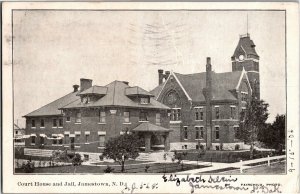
40, 137, 44, 145
230, 106, 236, 119
40, 119, 44, 127
99, 111, 106, 123
195, 108, 204, 121
195, 127, 200, 139
64, 135, 69, 144
215, 127, 220, 140
140, 97, 150, 104
234, 126, 240, 139
215, 107, 220, 119
195, 112, 199, 120
31, 120, 35, 128
15, 131, 18, 134
99, 135, 105, 147
85, 134, 89, 143
58, 138, 63, 145
170, 108, 181, 121
53, 119, 57, 127
241, 108, 246, 121
200, 108, 203, 120
76, 134, 80, 144
183, 126, 188, 139
76, 112, 81, 123
58, 118, 63, 127
156, 113, 161, 125
124, 111, 130, 123
139, 111, 148, 121
31, 136, 35, 144
200, 127, 204, 139
66, 116, 71, 122
241, 92, 248, 102
52, 136, 57, 145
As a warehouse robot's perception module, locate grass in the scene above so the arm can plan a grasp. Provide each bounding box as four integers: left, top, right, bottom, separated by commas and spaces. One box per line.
91, 160, 149, 165
15, 162, 208, 174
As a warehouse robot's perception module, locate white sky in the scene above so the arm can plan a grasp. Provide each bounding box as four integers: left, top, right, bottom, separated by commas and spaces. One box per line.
13, 10, 286, 128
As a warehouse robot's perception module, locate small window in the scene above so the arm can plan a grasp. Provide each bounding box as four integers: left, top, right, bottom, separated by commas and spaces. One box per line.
58, 138, 63, 145
64, 134, 69, 144
76, 134, 80, 143
31, 120, 35, 128
58, 118, 63, 127
195, 127, 200, 139
31, 136, 35, 144
99, 135, 105, 147
195, 110, 199, 120
139, 111, 148, 121
200, 108, 203, 120
200, 127, 204, 139
40, 119, 44, 127
140, 97, 149, 104
15, 131, 18, 134
230, 106, 236, 119
85, 134, 89, 143
76, 112, 81, 123
66, 116, 71, 122
52, 136, 57, 145
241, 108, 246, 121
183, 126, 188, 139
215, 127, 220, 140
234, 126, 240, 139
124, 111, 130, 123
215, 107, 220, 119
53, 119, 57, 127
171, 109, 181, 121
99, 111, 106, 123
156, 113, 161, 125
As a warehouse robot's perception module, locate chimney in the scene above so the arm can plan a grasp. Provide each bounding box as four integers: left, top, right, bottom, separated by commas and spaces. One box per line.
203, 57, 212, 150
73, 85, 79, 92
158, 69, 164, 85
164, 71, 170, 80
80, 78, 92, 92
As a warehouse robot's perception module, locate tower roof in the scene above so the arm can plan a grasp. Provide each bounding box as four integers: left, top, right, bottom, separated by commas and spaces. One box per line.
232, 34, 259, 59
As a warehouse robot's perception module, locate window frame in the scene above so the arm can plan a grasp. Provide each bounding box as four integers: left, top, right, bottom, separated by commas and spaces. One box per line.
99, 111, 106, 123
98, 135, 105, 147
215, 126, 220, 140
123, 111, 130, 123
183, 126, 188, 140
139, 111, 148, 122
53, 119, 57, 127
40, 119, 45, 128
75, 112, 82, 123
31, 120, 36, 128
155, 113, 161, 125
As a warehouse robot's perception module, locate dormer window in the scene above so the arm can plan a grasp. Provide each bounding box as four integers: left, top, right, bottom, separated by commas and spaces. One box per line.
82, 96, 90, 104
140, 97, 150, 104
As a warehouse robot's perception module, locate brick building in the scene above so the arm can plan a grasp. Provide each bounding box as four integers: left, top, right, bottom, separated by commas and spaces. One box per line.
23, 79, 171, 159
150, 34, 260, 150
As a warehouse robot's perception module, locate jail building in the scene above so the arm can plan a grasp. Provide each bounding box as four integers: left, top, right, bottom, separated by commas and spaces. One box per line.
23, 79, 171, 159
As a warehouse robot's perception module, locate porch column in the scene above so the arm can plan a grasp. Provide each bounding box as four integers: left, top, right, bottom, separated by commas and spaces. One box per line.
144, 133, 151, 153
164, 133, 170, 151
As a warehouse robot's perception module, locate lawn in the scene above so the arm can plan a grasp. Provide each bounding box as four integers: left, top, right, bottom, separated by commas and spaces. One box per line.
15, 162, 209, 174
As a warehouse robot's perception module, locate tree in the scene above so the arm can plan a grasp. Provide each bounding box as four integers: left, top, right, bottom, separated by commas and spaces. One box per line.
102, 133, 143, 173
259, 114, 285, 152
239, 95, 269, 159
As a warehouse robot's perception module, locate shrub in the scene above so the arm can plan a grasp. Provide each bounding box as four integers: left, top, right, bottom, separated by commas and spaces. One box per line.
72, 153, 82, 166
145, 165, 150, 173
235, 144, 240, 150
104, 165, 114, 173
199, 144, 204, 150
22, 160, 35, 173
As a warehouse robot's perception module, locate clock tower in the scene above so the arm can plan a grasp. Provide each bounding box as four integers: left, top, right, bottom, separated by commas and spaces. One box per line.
231, 33, 260, 99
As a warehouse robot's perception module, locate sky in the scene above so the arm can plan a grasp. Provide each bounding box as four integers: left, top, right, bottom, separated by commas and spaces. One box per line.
13, 10, 286, 128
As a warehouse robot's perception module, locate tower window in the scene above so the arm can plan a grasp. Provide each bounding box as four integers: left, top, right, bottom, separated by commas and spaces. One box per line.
215, 106, 220, 119
215, 127, 220, 140
183, 126, 188, 140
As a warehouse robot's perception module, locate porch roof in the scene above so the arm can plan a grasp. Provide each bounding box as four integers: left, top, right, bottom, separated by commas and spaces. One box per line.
132, 122, 172, 132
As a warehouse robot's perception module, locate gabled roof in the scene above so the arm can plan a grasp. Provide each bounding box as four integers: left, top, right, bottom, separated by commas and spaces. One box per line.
233, 35, 259, 58
125, 86, 154, 97
132, 122, 173, 132
61, 81, 169, 110
151, 71, 245, 102
78, 86, 107, 96
24, 91, 80, 117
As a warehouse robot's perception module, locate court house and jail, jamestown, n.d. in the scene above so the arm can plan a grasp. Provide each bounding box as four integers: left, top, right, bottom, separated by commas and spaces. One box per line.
23, 34, 260, 159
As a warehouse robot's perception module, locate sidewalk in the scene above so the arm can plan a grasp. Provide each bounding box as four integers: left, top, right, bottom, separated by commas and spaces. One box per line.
176, 155, 286, 174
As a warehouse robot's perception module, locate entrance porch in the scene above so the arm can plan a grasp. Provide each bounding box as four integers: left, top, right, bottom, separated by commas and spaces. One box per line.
132, 122, 172, 152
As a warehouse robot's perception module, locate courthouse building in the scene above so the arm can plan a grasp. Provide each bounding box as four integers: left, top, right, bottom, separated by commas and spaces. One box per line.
150, 34, 260, 150
23, 80, 171, 159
